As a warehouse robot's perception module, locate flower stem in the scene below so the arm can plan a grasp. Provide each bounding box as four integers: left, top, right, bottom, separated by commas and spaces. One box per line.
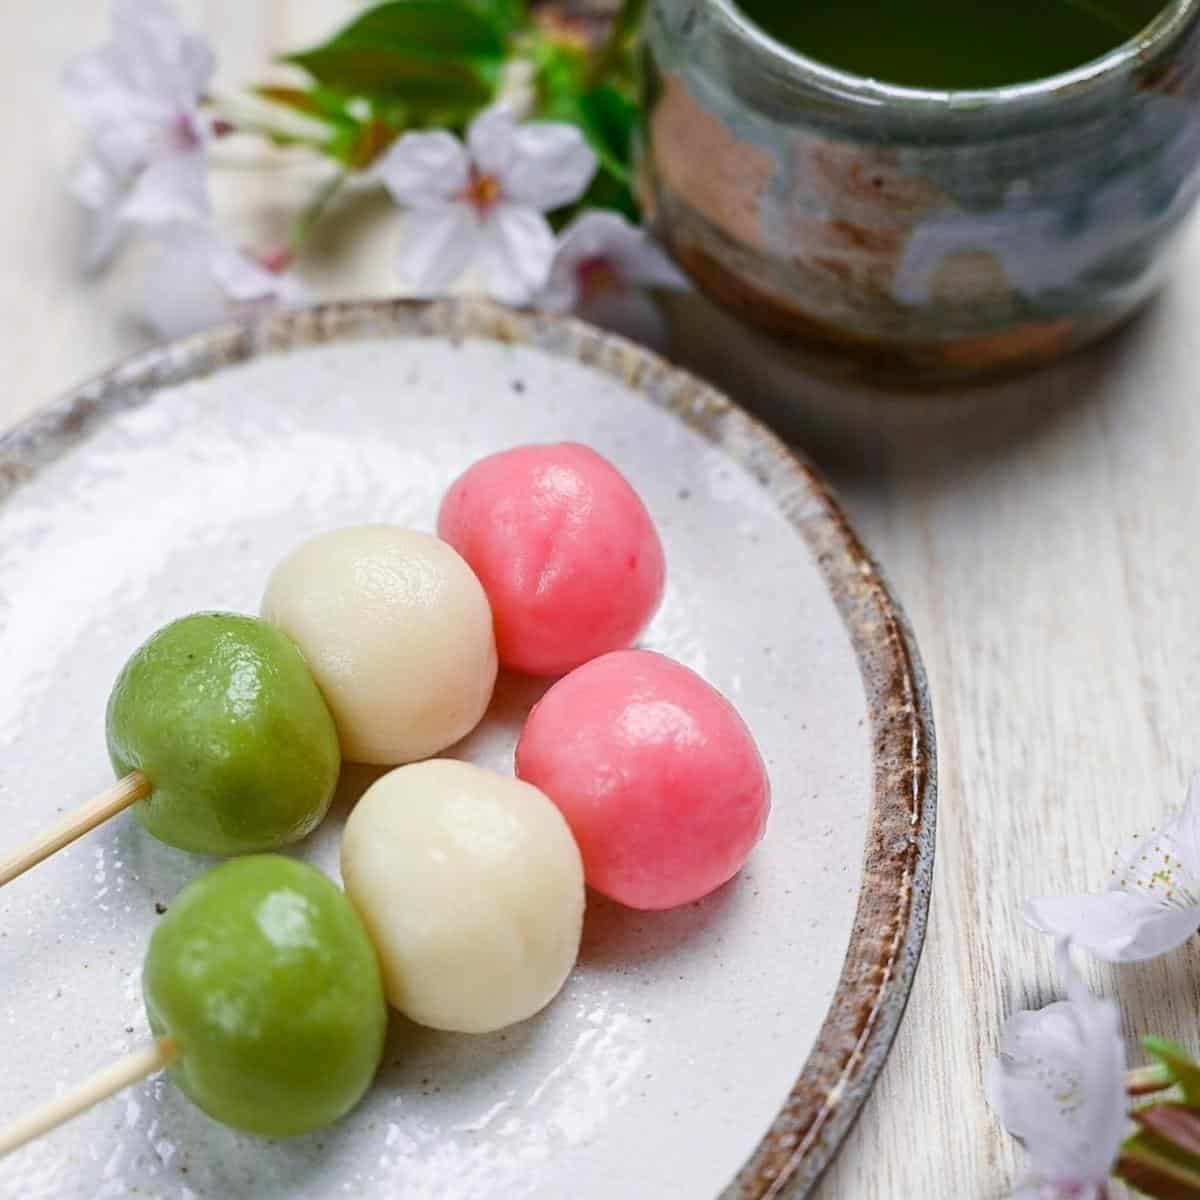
290, 171, 346, 257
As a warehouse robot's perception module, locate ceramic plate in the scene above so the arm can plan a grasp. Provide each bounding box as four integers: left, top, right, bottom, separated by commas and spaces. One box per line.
0, 299, 935, 1200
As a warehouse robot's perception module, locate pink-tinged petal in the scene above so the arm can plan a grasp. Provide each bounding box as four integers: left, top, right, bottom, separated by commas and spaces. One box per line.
477, 204, 556, 305
500, 122, 596, 211
539, 212, 607, 312
207, 242, 307, 306
119, 149, 210, 227
542, 212, 689, 316
466, 102, 520, 184
558, 210, 689, 290
986, 970, 1126, 1190
377, 132, 470, 208
1024, 892, 1200, 963
394, 204, 479, 297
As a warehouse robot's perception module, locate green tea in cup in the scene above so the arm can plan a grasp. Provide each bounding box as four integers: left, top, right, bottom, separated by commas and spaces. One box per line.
733, 0, 1166, 89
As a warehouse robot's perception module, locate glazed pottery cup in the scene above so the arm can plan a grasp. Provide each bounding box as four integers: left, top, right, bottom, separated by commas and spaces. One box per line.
640, 0, 1200, 382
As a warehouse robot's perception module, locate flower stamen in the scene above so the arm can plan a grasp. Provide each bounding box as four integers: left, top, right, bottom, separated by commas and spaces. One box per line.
576, 255, 623, 302
463, 170, 502, 216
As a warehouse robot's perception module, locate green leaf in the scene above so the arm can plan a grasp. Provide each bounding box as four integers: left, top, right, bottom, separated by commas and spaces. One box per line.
1146, 1039, 1200, 1106
530, 38, 589, 122
284, 1, 504, 104
1118, 1129, 1200, 1199
290, 47, 494, 106
577, 85, 636, 182
297, 1, 504, 59
468, 0, 527, 34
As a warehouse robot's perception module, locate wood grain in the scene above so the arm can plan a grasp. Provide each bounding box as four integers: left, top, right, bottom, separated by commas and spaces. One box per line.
6, 1, 1200, 1195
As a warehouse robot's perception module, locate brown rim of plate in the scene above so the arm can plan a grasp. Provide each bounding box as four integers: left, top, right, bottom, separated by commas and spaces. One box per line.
0, 298, 936, 1198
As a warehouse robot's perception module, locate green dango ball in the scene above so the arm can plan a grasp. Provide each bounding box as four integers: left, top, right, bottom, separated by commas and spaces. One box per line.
143, 856, 387, 1137
106, 612, 340, 855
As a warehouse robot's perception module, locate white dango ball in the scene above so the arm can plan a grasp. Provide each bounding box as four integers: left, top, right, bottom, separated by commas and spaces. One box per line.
340, 760, 585, 1033
261, 526, 497, 765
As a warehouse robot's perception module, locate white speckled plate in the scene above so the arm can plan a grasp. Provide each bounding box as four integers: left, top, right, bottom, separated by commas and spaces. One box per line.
0, 300, 934, 1200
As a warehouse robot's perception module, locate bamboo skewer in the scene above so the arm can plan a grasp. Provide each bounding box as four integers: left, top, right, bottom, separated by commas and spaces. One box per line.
0, 771, 152, 887
0, 1039, 177, 1157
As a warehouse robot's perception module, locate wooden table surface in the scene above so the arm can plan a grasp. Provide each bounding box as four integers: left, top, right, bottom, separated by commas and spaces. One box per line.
8, 3, 1200, 1196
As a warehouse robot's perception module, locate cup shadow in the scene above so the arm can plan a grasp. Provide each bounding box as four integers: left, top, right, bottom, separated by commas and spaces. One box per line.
374, 1005, 546, 1092
660, 288, 1165, 479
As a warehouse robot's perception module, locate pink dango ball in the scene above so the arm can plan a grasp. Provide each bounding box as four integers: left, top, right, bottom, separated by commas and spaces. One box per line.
515, 649, 770, 910
437, 443, 666, 677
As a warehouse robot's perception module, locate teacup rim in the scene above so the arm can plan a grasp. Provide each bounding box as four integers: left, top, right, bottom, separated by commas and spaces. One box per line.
710, 0, 1200, 113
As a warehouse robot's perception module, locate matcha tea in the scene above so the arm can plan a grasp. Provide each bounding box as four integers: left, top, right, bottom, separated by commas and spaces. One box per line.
734, 0, 1166, 90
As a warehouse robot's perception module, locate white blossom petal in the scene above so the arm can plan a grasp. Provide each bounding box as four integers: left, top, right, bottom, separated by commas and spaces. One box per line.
70, 155, 131, 270
63, 0, 212, 133
62, 44, 170, 141
499, 122, 597, 211
1111, 772, 1200, 898
111, 0, 215, 110
986, 945, 1126, 1196
476, 204, 556, 305
1025, 891, 1200, 963
1025, 773, 1200, 964
61, 0, 215, 269
83, 206, 128, 274
120, 150, 210, 227
377, 132, 470, 208
394, 204, 480, 297
561, 211, 689, 290
207, 243, 308, 307
539, 210, 688, 314
537, 265, 579, 315
466, 102, 521, 185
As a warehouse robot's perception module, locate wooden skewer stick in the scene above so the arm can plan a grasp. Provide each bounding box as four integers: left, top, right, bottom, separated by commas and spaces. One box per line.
0, 771, 152, 887
0, 1038, 177, 1157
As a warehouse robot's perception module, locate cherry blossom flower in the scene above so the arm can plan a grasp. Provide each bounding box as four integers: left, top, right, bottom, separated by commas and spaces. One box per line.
1025, 774, 1200, 963
141, 230, 308, 340
987, 944, 1127, 1199
538, 210, 688, 313
62, 0, 218, 269
535, 210, 689, 347
377, 103, 596, 305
